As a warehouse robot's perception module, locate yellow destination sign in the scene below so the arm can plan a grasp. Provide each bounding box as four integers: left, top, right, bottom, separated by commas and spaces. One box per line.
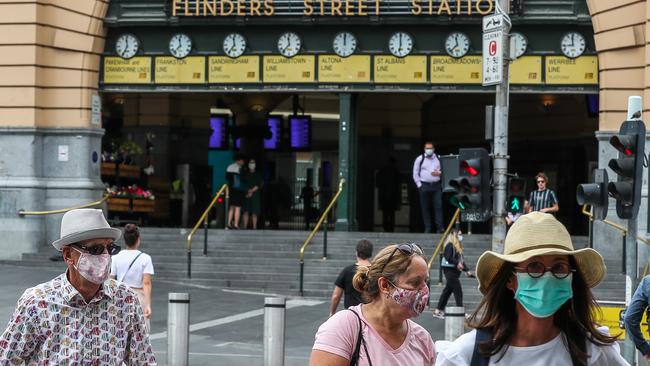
318, 55, 371, 83
430, 56, 481, 84
263, 56, 315, 83
546, 56, 598, 85
103, 57, 151, 84
209, 56, 260, 83
155, 56, 205, 84
374, 56, 427, 84
510, 56, 542, 84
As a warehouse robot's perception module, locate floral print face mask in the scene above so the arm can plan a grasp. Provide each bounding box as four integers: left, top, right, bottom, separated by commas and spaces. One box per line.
388, 280, 430, 318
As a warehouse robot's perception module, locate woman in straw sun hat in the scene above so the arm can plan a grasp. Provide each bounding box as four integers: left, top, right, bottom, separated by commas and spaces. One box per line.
435, 212, 628, 366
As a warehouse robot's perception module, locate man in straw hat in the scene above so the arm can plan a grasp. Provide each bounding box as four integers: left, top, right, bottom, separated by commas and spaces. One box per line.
0, 209, 156, 365
435, 212, 627, 365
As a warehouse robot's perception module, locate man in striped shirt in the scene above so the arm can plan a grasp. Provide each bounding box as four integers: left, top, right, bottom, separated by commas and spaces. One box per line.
525, 172, 559, 214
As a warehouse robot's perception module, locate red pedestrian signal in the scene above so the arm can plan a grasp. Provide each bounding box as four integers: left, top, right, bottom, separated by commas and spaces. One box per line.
607, 120, 645, 219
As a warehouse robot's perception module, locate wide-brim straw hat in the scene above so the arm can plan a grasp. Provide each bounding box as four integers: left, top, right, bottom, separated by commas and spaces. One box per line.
51, 208, 122, 251
476, 212, 605, 294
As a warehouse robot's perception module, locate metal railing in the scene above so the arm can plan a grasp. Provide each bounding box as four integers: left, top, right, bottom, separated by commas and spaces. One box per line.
581, 204, 650, 274
18, 195, 109, 216
186, 184, 229, 278
299, 179, 345, 296
427, 208, 461, 285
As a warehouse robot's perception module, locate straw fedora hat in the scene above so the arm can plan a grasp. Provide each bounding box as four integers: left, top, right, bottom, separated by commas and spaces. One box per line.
476, 212, 605, 294
51, 209, 122, 251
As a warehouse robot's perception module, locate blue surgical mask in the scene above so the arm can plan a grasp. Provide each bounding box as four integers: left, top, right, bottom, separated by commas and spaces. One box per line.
514, 272, 573, 318
425, 149, 434, 157
458, 235, 464, 242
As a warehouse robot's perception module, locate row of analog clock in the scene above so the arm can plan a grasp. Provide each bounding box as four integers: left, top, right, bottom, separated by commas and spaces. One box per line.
115, 31, 587, 60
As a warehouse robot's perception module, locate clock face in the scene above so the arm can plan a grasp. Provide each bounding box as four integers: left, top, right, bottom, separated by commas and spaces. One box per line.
560, 32, 586, 58
388, 32, 413, 58
333, 32, 357, 58
115, 34, 139, 59
223, 33, 246, 58
278, 32, 301, 58
445, 32, 470, 58
511, 32, 528, 59
169, 33, 192, 59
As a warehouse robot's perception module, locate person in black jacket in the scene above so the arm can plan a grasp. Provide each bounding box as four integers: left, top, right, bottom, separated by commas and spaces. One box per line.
432, 228, 475, 319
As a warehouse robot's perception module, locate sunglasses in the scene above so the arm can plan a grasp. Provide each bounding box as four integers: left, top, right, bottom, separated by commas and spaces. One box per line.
514, 261, 575, 280
380, 243, 423, 274
536, 180, 546, 184
73, 242, 121, 256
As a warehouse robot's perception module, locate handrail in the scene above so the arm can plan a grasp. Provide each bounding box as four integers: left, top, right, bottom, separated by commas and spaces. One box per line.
581, 205, 650, 246
18, 195, 109, 216
186, 183, 229, 278
427, 208, 461, 270
299, 178, 345, 296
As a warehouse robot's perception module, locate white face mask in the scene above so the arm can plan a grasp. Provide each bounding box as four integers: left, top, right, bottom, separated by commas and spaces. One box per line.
72, 247, 111, 284
248, 163, 256, 170
425, 148, 434, 157
458, 235, 464, 242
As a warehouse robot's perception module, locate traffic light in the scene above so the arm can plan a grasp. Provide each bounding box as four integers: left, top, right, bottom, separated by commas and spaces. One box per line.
449, 148, 491, 218
507, 177, 526, 214
607, 120, 646, 219
576, 169, 609, 220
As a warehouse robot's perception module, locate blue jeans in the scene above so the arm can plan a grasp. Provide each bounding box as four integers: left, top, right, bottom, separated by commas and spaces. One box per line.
419, 182, 443, 233
624, 275, 650, 355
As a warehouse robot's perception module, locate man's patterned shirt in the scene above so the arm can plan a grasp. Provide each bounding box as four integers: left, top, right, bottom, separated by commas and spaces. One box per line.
0, 272, 157, 365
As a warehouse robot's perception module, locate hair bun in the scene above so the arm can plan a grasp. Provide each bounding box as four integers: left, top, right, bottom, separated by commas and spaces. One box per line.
352, 265, 370, 293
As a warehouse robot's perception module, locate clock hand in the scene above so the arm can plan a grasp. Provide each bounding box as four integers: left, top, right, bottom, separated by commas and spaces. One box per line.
343, 33, 347, 46
453, 35, 459, 50
570, 34, 574, 47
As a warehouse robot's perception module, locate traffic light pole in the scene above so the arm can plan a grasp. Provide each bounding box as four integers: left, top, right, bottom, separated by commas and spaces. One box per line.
491, 0, 511, 253
622, 97, 642, 363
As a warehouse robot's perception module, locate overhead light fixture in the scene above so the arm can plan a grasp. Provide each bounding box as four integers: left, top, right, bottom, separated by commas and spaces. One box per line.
250, 104, 266, 112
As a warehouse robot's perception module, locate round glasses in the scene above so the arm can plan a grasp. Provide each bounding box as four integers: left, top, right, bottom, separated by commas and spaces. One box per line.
536, 180, 545, 184
514, 261, 575, 279
380, 243, 423, 274
73, 242, 121, 256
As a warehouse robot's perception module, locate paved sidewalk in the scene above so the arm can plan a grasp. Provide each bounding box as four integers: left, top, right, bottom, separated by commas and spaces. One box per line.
0, 264, 446, 365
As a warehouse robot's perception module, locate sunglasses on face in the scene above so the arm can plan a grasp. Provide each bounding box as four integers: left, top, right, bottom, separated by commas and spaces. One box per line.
537, 180, 545, 184
380, 243, 423, 274
514, 261, 575, 279
73, 242, 121, 256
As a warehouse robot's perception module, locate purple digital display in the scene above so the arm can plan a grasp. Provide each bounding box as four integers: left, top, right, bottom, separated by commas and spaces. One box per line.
209, 115, 228, 149
265, 116, 281, 150
290, 115, 311, 150
235, 116, 282, 150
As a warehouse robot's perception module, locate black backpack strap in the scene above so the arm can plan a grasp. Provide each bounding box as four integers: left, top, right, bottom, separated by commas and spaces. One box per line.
119, 252, 143, 283
418, 154, 425, 178
346, 309, 373, 366
470, 328, 491, 366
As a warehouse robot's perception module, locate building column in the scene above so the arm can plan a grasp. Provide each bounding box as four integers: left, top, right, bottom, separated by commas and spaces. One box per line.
335, 93, 358, 231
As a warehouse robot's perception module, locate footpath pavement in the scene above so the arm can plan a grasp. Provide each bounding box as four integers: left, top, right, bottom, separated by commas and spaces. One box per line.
0, 264, 446, 365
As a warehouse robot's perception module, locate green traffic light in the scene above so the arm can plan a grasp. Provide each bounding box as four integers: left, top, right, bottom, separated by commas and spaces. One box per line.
510, 197, 520, 211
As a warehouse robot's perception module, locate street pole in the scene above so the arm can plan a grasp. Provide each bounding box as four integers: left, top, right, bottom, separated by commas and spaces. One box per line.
622, 96, 642, 363
491, 0, 511, 253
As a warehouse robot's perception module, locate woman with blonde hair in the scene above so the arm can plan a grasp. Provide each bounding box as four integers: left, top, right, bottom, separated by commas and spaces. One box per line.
435, 212, 627, 365
310, 243, 435, 365
432, 228, 474, 319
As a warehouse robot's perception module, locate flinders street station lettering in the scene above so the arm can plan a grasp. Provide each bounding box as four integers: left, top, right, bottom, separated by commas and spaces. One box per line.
171, 0, 494, 17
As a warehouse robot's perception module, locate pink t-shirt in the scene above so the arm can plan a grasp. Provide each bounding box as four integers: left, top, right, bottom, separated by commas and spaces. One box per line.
312, 304, 436, 365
